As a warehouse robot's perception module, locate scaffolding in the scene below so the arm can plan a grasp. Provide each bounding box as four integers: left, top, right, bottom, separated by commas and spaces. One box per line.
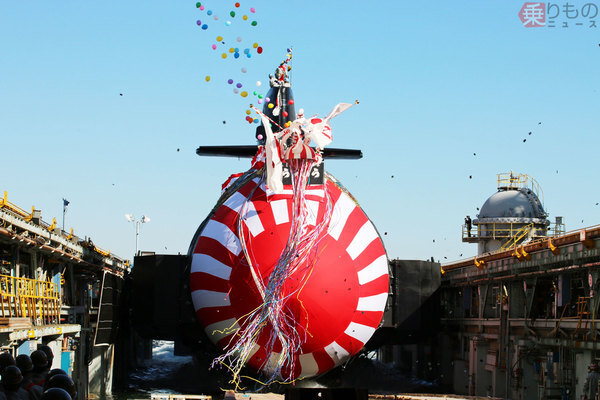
0, 274, 60, 325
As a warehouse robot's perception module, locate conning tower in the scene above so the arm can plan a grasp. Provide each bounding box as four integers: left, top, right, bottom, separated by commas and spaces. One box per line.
463, 172, 550, 254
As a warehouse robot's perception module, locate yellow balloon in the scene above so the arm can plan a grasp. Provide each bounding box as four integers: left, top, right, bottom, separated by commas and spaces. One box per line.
243, 15, 248, 20
205, 75, 210, 82
253, 42, 258, 49
240, 91, 248, 98
245, 110, 251, 115
216, 36, 223, 41
229, 47, 235, 53
222, 53, 227, 59
268, 103, 274, 109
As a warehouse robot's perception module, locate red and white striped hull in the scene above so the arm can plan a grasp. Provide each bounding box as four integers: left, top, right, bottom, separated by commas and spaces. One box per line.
189, 173, 388, 379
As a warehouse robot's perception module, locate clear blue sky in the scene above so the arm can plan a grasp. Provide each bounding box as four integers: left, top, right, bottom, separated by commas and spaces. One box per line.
1, 1, 599, 263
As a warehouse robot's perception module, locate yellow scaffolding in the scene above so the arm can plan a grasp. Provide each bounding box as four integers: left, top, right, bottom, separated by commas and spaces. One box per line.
0, 275, 60, 325
501, 223, 534, 251
463, 221, 546, 241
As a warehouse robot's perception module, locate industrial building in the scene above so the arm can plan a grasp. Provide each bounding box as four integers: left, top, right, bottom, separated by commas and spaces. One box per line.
439, 173, 600, 399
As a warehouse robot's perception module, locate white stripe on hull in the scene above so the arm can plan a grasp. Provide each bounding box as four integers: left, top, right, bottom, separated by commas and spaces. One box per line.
191, 289, 231, 309
357, 254, 388, 285
191, 253, 232, 280
200, 220, 242, 256
346, 221, 378, 260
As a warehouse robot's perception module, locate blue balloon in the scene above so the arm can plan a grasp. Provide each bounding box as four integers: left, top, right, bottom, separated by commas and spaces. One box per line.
207, 10, 213, 15
234, 53, 240, 59
247, 53, 251, 58
202, 24, 208, 30
243, 48, 250, 54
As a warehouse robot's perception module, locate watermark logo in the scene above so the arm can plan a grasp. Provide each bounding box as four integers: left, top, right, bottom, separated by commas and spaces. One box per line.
519, 2, 598, 27
519, 3, 546, 27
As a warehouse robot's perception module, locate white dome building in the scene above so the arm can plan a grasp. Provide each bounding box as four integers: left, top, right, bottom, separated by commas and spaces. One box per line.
464, 173, 550, 254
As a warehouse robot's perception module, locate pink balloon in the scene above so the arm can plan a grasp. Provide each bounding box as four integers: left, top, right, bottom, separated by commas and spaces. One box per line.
211, 44, 217, 50
250, 7, 255, 13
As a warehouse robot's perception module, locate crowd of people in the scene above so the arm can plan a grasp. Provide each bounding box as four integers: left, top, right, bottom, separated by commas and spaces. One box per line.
0, 345, 76, 400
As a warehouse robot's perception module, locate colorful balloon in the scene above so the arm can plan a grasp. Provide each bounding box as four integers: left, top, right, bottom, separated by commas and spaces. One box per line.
256, 81, 262, 87
245, 109, 251, 115
251, 21, 257, 26
268, 103, 274, 109
253, 42, 258, 49
234, 52, 240, 58
235, 2, 240, 7
250, 7, 256, 13
202, 24, 208, 29
230, 11, 236, 17
241, 67, 247, 73
226, 21, 231, 26
288, 99, 294, 105
283, 111, 289, 118
243, 15, 248, 20
236, 83, 242, 88
257, 99, 263, 104
236, 36, 242, 42
229, 47, 235, 53
199, 5, 204, 10
196, 20, 202, 25
205, 75, 210, 82
211, 44, 217, 50
234, 88, 239, 94
222, 53, 227, 58
196, 2, 201, 7
241, 91, 248, 97
216, 35, 223, 41
227, 79, 234, 84
257, 46, 263, 54
207, 10, 212, 15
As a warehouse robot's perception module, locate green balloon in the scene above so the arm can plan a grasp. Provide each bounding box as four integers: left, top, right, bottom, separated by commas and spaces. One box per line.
230, 11, 235, 17
196, 2, 201, 7
251, 21, 257, 26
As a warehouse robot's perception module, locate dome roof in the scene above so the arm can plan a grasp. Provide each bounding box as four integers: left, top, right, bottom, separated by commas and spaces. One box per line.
477, 188, 547, 220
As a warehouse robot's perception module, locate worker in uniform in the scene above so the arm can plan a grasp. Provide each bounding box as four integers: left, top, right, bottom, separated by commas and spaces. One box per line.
584, 362, 600, 400
0, 353, 16, 373
15, 355, 42, 400
43, 376, 75, 400
1, 365, 30, 400
39, 388, 71, 400
36, 347, 53, 371
28, 351, 48, 387
465, 216, 472, 237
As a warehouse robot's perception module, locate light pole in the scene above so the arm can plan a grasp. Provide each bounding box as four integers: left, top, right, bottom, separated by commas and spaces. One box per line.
125, 214, 150, 256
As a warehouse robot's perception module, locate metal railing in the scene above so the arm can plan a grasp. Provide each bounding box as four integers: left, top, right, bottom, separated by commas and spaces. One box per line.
500, 223, 533, 251
1, 190, 127, 266
463, 222, 547, 241
497, 172, 544, 207
0, 274, 60, 325
0, 191, 33, 221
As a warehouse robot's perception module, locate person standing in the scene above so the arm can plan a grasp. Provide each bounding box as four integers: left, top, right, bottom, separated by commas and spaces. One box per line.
584, 363, 600, 400
465, 216, 472, 238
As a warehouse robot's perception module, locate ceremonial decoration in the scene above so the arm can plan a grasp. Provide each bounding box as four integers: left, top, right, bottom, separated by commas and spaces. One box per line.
189, 53, 389, 388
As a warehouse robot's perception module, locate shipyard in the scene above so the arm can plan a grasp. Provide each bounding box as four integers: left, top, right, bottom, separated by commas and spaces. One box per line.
2, 2, 599, 400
